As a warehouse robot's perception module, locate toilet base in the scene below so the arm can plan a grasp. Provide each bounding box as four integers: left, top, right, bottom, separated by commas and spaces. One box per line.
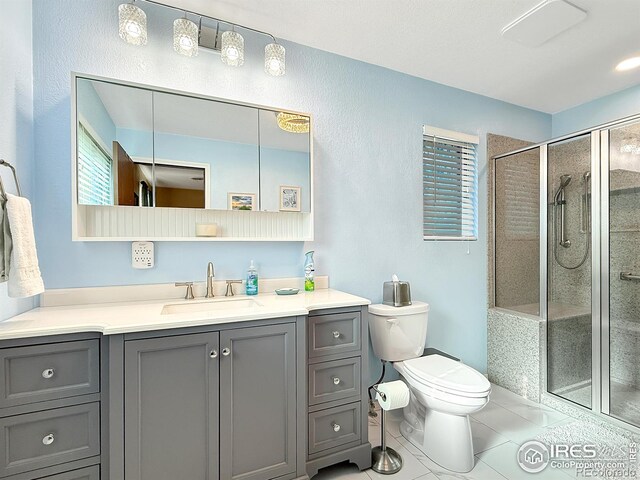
400, 401, 475, 473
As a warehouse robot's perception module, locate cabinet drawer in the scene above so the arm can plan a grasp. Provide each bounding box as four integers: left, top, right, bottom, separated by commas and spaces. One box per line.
0, 341, 100, 408
0, 403, 100, 478
309, 357, 361, 406
308, 402, 360, 454
36, 466, 99, 480
308, 312, 361, 359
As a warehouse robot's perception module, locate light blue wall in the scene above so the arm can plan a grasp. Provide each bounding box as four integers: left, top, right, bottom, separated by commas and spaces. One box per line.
31, 0, 552, 372
0, 0, 36, 321
553, 83, 640, 137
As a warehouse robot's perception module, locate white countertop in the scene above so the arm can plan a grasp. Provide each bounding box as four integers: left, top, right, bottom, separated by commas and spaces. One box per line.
0, 289, 370, 340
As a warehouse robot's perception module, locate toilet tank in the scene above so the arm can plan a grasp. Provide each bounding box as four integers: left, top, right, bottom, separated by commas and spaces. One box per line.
368, 302, 429, 362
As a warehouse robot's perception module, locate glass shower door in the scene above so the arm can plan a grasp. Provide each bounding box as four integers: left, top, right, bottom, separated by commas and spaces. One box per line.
546, 134, 593, 408
605, 122, 640, 426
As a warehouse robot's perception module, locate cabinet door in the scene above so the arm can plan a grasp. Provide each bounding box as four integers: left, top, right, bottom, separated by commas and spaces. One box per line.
124, 333, 219, 480
220, 323, 296, 480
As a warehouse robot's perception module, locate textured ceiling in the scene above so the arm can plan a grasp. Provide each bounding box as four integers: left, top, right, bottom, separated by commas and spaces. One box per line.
159, 0, 640, 113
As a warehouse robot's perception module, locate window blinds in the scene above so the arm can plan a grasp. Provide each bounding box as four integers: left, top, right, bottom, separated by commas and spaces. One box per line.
77, 123, 113, 206
423, 127, 479, 240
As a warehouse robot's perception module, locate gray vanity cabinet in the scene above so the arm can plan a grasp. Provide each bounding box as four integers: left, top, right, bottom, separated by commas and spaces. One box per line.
123, 332, 220, 480
219, 324, 296, 480
120, 321, 299, 480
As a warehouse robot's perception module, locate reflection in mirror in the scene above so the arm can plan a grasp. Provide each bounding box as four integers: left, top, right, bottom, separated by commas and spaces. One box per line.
76, 78, 153, 206
258, 110, 311, 212
152, 92, 259, 210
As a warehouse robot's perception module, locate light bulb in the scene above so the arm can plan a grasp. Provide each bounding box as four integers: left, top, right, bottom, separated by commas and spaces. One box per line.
118, 3, 147, 46
264, 43, 285, 76
173, 18, 199, 57
221, 31, 244, 67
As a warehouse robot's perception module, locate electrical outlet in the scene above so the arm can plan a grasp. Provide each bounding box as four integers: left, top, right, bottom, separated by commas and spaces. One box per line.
132, 242, 154, 269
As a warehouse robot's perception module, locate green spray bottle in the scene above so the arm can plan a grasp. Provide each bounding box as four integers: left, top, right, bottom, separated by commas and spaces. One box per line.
304, 251, 315, 292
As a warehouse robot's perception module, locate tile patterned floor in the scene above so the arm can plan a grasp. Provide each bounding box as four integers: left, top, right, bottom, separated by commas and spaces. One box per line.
314, 383, 582, 480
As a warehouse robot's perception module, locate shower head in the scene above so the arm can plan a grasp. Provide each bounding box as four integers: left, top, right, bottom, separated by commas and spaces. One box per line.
554, 174, 572, 204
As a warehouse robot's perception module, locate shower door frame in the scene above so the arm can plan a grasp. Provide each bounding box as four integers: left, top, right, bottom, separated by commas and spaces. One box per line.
493, 113, 640, 433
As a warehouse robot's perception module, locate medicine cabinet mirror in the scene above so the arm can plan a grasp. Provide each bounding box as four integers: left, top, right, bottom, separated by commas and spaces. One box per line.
72, 74, 312, 241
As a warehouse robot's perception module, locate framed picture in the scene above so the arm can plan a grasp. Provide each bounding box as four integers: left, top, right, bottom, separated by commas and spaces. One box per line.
228, 193, 257, 211
279, 186, 301, 212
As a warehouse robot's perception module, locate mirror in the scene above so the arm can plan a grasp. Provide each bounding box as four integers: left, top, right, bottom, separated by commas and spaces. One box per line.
76, 79, 153, 206
75, 76, 311, 213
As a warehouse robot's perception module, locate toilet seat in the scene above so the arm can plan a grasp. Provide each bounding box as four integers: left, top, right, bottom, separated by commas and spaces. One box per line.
400, 354, 491, 398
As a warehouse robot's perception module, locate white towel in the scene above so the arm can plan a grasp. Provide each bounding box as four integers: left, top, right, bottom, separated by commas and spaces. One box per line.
6, 194, 44, 298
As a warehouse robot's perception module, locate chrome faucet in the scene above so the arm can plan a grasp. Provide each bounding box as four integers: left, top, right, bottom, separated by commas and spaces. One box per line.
206, 262, 215, 298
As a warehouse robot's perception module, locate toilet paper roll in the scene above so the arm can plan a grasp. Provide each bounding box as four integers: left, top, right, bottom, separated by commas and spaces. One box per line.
375, 380, 410, 411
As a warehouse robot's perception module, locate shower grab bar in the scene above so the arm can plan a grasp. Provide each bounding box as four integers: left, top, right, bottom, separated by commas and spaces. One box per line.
620, 272, 640, 281
0, 159, 22, 200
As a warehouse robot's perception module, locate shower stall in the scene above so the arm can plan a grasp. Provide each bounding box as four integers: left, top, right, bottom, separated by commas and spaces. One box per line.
492, 115, 640, 430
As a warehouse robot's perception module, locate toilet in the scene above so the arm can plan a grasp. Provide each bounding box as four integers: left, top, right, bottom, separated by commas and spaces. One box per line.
368, 302, 491, 473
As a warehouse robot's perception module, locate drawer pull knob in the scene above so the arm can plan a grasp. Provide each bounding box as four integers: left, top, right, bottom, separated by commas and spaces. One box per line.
332, 376, 341, 385
331, 422, 341, 432
222, 348, 231, 356
42, 368, 55, 379
42, 434, 55, 446
332, 331, 341, 339
210, 350, 218, 359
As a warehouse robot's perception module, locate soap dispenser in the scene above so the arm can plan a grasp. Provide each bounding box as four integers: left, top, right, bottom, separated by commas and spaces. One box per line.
246, 260, 258, 296
304, 251, 315, 292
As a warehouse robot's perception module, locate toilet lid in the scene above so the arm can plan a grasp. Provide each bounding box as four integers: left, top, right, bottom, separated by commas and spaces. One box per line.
402, 354, 491, 396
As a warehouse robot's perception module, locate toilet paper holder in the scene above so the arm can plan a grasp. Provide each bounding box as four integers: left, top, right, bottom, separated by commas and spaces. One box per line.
371, 384, 403, 475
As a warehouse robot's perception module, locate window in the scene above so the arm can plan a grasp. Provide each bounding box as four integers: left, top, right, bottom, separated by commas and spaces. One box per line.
77, 123, 113, 205
423, 126, 479, 240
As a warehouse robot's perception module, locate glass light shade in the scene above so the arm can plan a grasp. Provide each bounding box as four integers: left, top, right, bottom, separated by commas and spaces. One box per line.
265, 43, 285, 76
276, 113, 309, 134
173, 18, 199, 57
118, 3, 147, 46
221, 31, 244, 67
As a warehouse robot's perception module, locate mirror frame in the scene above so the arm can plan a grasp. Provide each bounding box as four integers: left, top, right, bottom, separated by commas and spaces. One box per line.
70, 72, 314, 242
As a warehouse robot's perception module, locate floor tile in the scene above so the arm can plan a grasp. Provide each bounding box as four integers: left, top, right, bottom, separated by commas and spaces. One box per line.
470, 418, 509, 454
471, 402, 543, 444
501, 402, 568, 427
489, 384, 539, 409
478, 441, 573, 480
396, 436, 507, 480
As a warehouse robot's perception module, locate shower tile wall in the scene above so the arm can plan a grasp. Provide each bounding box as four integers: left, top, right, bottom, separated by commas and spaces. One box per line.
546, 136, 592, 400
608, 126, 640, 394
488, 134, 543, 402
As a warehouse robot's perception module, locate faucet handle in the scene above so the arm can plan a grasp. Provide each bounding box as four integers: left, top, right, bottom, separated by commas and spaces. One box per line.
225, 280, 243, 297
175, 282, 195, 300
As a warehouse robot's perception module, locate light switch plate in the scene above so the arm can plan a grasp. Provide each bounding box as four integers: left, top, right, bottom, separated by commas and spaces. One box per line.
132, 242, 154, 269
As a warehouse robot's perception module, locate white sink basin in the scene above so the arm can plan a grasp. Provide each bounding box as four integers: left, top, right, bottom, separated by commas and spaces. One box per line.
161, 297, 262, 315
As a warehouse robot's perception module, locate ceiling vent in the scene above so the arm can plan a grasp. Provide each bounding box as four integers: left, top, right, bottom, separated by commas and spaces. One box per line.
501, 0, 587, 47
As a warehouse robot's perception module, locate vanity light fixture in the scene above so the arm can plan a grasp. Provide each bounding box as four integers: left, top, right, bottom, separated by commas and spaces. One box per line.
221, 30, 245, 67
265, 43, 286, 76
118, 1, 147, 46
173, 17, 199, 57
615, 56, 640, 72
120, 1, 286, 76
276, 113, 309, 134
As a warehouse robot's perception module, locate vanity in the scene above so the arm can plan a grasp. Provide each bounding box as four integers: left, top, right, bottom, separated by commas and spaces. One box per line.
0, 287, 372, 480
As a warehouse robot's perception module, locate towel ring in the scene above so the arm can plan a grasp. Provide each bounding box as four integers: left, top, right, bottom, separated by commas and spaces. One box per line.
0, 159, 22, 200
